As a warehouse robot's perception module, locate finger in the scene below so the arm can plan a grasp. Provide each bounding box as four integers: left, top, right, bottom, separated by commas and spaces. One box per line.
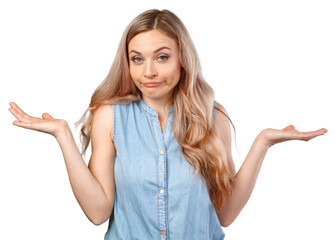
42, 113, 54, 120
320, 128, 328, 134
12, 120, 34, 129
8, 106, 26, 122
311, 128, 328, 136
9, 102, 30, 118
297, 128, 328, 141
283, 125, 295, 131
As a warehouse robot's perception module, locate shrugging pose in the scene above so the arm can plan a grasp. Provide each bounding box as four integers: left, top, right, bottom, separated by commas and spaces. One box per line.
9, 9, 327, 240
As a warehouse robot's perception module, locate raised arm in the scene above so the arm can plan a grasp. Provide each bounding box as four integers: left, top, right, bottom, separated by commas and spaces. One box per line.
214, 102, 327, 227
8, 102, 116, 225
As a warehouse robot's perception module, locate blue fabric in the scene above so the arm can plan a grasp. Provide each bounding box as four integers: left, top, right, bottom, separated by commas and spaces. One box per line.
104, 98, 224, 240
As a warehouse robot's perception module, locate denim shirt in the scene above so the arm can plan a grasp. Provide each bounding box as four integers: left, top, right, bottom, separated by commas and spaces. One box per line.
104, 98, 225, 240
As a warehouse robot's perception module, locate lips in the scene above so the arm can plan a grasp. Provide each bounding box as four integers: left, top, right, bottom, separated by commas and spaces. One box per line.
143, 82, 162, 87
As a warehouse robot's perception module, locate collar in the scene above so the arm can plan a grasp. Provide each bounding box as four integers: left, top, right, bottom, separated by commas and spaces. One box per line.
139, 98, 174, 118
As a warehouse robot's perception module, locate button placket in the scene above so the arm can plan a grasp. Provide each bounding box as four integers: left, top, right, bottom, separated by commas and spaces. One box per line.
152, 117, 168, 239
140, 99, 171, 239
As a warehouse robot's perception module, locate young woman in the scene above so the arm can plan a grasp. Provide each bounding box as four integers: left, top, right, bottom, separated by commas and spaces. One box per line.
8, 9, 327, 240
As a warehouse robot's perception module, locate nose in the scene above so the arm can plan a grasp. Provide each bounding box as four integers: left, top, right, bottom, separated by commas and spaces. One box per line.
144, 61, 157, 78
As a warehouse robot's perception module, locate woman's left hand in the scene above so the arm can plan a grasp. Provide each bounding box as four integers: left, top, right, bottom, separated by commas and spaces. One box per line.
258, 125, 328, 148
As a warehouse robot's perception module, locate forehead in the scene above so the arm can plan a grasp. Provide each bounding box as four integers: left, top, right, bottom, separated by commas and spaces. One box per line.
128, 29, 178, 53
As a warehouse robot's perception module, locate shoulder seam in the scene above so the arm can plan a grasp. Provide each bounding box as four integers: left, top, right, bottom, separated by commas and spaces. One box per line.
112, 104, 117, 144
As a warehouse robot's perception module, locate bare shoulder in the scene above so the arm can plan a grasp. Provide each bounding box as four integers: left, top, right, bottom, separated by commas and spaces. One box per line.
90, 104, 115, 162
215, 102, 231, 134
215, 102, 236, 174
215, 102, 228, 114
93, 104, 113, 121
92, 104, 114, 143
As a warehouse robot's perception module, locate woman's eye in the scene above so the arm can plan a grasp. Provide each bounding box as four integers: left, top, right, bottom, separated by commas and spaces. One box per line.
132, 57, 142, 63
158, 55, 169, 61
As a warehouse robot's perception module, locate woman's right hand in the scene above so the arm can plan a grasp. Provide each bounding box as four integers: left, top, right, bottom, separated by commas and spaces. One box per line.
8, 102, 69, 139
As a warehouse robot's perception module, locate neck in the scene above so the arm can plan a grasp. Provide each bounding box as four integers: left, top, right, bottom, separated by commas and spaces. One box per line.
142, 94, 173, 119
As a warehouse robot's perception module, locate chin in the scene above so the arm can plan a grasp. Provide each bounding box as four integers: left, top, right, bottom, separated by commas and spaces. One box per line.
143, 91, 168, 99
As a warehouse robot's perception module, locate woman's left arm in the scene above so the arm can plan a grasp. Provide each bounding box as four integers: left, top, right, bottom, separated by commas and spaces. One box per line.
214, 103, 327, 227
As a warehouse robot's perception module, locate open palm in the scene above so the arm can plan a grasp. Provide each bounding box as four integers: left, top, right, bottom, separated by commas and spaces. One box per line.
260, 125, 327, 148
8, 102, 68, 138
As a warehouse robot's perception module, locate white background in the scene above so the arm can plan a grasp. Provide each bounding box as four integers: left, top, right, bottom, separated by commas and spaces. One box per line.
1, 0, 334, 239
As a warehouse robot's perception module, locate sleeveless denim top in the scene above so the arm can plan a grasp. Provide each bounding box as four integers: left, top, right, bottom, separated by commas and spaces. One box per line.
104, 98, 225, 240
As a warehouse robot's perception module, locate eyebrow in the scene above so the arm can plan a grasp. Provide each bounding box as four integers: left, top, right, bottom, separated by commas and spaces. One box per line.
128, 46, 172, 55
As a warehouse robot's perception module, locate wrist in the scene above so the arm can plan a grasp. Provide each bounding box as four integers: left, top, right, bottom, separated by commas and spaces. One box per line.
256, 130, 272, 149
55, 120, 71, 142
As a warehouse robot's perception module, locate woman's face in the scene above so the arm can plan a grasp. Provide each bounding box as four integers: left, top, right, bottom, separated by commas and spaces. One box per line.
128, 29, 182, 104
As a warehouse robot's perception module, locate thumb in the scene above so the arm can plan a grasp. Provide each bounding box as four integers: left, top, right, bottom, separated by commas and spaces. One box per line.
283, 125, 295, 131
42, 113, 54, 120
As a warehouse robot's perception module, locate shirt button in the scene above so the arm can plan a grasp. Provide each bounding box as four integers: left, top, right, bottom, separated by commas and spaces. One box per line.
160, 189, 164, 194
160, 150, 164, 155
161, 231, 166, 236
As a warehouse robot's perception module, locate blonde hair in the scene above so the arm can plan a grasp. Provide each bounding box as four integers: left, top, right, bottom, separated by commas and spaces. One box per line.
76, 9, 235, 211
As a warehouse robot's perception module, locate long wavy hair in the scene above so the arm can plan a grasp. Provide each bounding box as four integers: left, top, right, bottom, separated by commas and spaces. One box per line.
76, 9, 236, 212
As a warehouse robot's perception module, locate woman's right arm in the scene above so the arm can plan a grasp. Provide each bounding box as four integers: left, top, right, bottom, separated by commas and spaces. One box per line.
56, 104, 116, 225
9, 102, 116, 225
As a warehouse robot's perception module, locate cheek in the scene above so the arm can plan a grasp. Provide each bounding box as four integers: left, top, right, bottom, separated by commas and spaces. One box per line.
162, 63, 181, 80
129, 66, 139, 81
